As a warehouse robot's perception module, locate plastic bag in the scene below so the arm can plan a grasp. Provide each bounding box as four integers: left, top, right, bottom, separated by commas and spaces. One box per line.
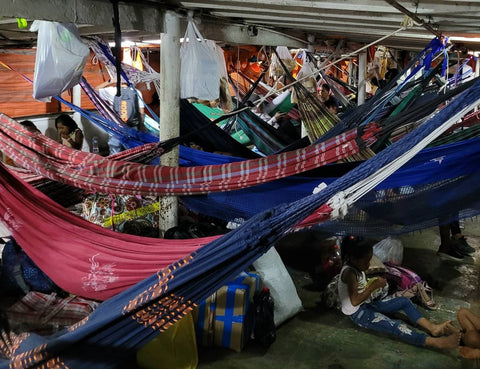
253, 247, 303, 326
296, 51, 317, 93
30, 20, 89, 102
373, 236, 404, 265
269, 46, 295, 78
180, 20, 220, 100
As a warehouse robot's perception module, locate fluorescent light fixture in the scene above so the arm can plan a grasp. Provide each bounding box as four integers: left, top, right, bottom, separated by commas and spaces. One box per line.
449, 36, 480, 43
143, 39, 161, 45
108, 38, 187, 47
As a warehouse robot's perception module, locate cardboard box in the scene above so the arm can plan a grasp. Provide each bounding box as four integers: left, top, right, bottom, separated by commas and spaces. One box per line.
193, 295, 215, 347
194, 271, 259, 352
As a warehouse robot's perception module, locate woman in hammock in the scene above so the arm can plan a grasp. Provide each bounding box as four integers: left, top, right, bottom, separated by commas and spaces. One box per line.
55, 114, 84, 150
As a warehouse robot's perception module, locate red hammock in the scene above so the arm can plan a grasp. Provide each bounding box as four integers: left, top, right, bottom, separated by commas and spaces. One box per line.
0, 114, 378, 196
0, 162, 220, 300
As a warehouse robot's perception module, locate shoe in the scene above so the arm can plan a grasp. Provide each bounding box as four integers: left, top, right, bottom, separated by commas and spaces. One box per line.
454, 236, 475, 255
437, 247, 465, 262
416, 281, 436, 310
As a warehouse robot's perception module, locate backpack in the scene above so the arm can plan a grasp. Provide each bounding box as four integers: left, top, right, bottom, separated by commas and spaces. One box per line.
384, 263, 422, 290
113, 86, 141, 127
251, 287, 276, 348
0, 237, 59, 295
322, 273, 341, 310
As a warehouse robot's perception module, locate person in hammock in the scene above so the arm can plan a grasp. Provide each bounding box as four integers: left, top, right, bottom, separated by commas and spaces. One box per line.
2, 120, 41, 166
338, 235, 461, 349
55, 114, 84, 150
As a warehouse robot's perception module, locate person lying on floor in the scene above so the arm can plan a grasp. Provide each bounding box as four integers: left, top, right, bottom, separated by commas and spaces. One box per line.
457, 308, 480, 359
338, 235, 460, 349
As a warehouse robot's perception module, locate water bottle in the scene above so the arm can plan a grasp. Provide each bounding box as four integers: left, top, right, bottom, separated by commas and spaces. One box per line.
92, 136, 99, 154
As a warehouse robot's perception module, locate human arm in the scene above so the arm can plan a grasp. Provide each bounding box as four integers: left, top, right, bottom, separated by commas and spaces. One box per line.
95, 80, 116, 91
68, 129, 84, 150
342, 268, 386, 306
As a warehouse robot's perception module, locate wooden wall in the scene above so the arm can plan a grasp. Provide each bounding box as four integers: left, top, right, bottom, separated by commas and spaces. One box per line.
0, 48, 160, 119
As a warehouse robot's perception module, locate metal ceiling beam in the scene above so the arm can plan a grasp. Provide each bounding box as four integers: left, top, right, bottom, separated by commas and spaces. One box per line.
384, 0, 442, 38
2, 0, 164, 34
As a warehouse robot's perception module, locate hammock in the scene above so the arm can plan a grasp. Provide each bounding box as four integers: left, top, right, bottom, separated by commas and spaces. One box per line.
318, 37, 449, 144
2, 70, 480, 369
181, 134, 480, 233
0, 113, 369, 196
224, 108, 296, 155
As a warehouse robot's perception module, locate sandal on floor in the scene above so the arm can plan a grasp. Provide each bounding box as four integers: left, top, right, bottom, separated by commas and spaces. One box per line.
416, 281, 436, 310
393, 284, 418, 299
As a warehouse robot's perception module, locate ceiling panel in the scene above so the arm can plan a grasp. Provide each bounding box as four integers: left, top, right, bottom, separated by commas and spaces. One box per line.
0, 0, 478, 52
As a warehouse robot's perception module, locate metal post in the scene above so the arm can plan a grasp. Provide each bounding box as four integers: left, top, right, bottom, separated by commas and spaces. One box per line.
72, 84, 88, 151
158, 10, 180, 236
358, 51, 367, 105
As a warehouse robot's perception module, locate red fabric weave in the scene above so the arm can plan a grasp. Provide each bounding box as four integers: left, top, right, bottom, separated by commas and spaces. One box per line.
0, 114, 362, 196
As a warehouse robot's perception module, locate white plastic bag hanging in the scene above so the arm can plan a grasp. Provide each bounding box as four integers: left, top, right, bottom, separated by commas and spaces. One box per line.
296, 50, 317, 93
30, 20, 89, 102
180, 20, 220, 100
269, 46, 295, 78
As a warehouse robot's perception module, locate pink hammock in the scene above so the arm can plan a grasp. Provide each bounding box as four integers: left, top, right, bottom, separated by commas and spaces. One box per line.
0, 114, 377, 196
0, 163, 220, 300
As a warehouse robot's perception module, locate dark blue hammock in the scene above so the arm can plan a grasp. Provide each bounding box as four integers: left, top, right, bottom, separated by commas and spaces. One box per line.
2, 68, 480, 369
181, 134, 480, 236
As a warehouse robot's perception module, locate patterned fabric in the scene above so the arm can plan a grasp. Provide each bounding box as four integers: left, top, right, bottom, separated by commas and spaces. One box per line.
82, 193, 159, 232
6, 291, 99, 336
0, 113, 363, 196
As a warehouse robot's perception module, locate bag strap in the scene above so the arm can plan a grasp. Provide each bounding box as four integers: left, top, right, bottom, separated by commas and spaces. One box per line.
40, 294, 78, 325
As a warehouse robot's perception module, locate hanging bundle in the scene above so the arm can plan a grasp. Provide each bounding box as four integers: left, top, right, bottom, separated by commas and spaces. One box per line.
30, 20, 89, 102
296, 50, 317, 94
269, 46, 295, 79
180, 19, 221, 101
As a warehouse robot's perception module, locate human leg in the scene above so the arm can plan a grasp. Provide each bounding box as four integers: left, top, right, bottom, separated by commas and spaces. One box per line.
437, 221, 465, 261
459, 346, 480, 359
458, 308, 480, 348
350, 303, 428, 346
373, 297, 456, 337
352, 298, 460, 348
450, 221, 475, 255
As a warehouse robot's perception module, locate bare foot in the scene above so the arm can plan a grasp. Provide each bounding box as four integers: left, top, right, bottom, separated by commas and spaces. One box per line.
426, 332, 461, 349
459, 346, 480, 359
430, 320, 458, 337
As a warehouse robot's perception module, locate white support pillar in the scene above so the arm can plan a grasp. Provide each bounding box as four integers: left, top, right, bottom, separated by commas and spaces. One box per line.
72, 84, 88, 151
158, 11, 180, 236
357, 51, 367, 106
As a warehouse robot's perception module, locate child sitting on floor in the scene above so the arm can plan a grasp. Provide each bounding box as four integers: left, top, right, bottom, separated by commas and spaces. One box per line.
338, 235, 460, 349
457, 308, 480, 358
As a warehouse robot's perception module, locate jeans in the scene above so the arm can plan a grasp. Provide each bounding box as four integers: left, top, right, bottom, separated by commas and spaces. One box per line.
108, 135, 124, 155
350, 296, 427, 346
